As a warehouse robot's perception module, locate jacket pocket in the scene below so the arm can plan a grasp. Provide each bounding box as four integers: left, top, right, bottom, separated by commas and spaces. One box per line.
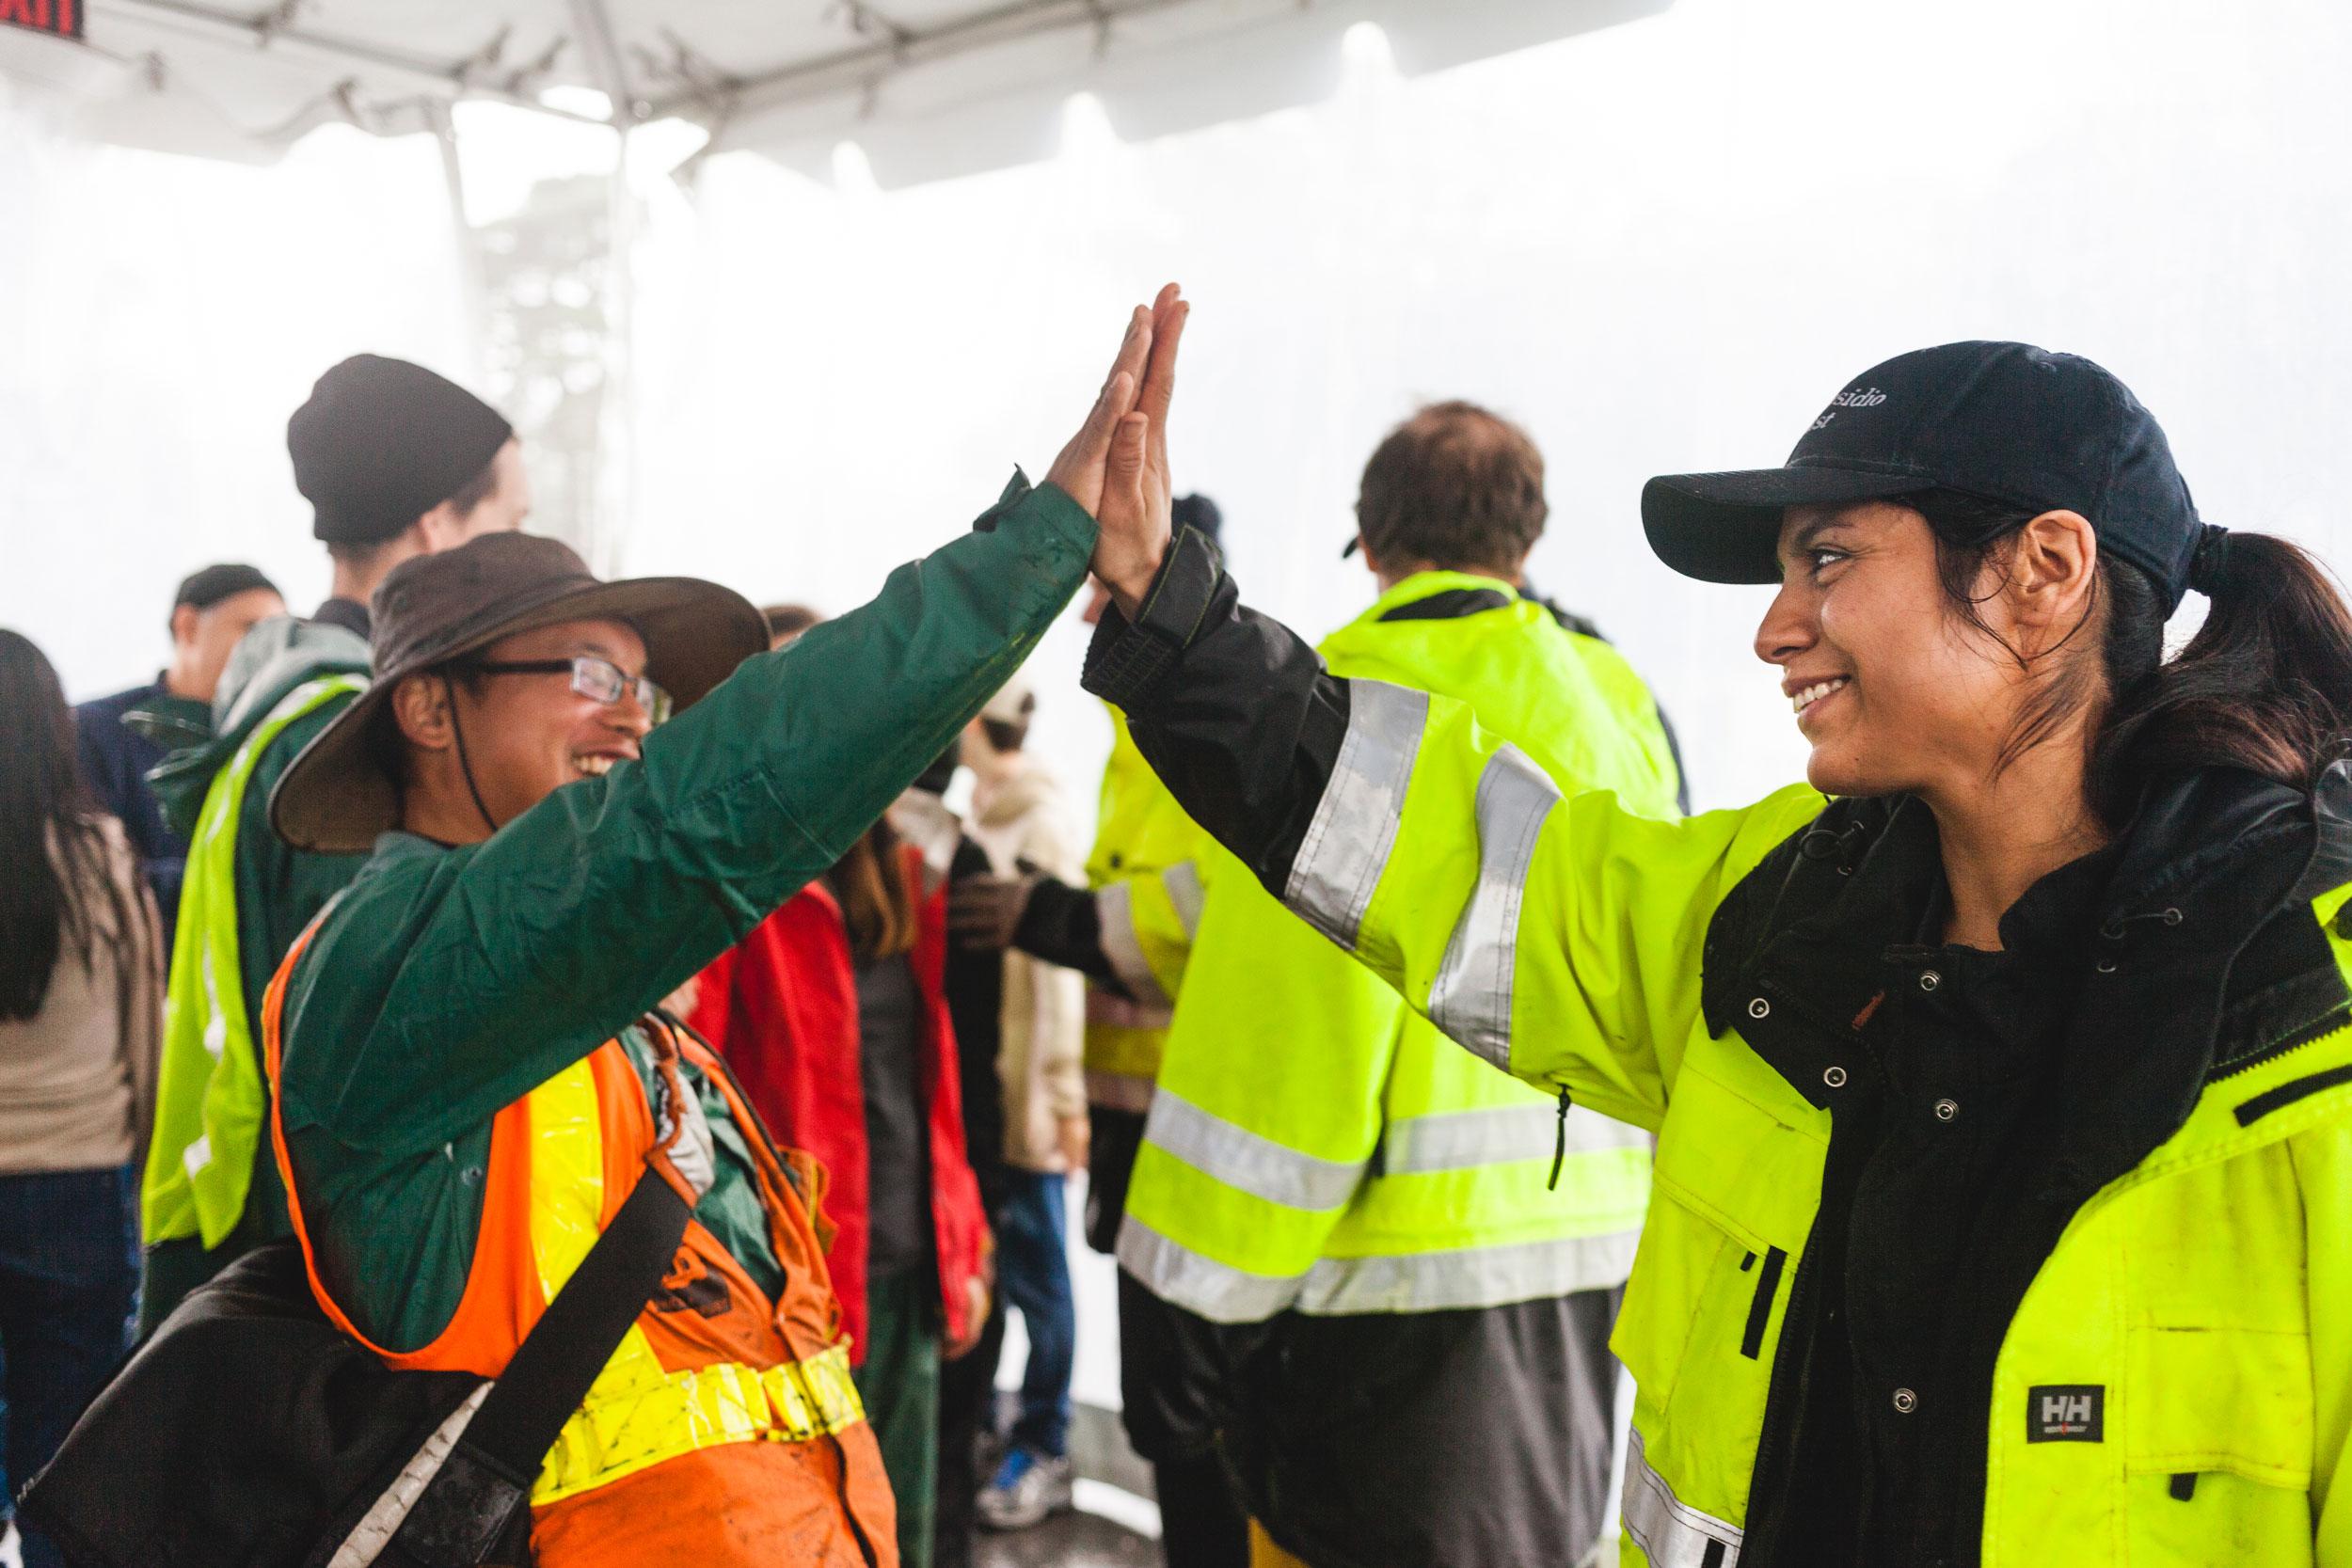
1615, 1060, 1822, 1427
2122, 1323, 2315, 1567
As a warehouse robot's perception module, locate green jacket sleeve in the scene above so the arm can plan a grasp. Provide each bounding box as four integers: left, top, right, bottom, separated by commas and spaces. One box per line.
286, 477, 1097, 1156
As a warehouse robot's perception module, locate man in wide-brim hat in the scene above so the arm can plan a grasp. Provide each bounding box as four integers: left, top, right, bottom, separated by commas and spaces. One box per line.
246, 293, 1186, 1566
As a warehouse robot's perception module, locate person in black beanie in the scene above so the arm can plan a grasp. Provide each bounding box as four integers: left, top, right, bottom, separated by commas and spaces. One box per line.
288, 353, 531, 638
135, 356, 528, 1331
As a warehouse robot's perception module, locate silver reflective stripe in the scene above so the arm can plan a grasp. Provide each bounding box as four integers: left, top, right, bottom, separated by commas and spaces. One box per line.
1284, 681, 1430, 951
326, 1382, 492, 1568
1379, 1101, 1645, 1175
1118, 1213, 1302, 1323
1163, 860, 1206, 937
1143, 1086, 1364, 1211
1296, 1227, 1640, 1314
1622, 1428, 1743, 1568
1428, 745, 1561, 1070
1096, 880, 1172, 1010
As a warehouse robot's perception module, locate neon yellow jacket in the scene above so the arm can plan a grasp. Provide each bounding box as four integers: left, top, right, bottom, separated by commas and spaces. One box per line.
1081, 706, 1209, 1106
1121, 574, 1680, 1321
1276, 685, 2352, 1567
1075, 524, 2352, 1566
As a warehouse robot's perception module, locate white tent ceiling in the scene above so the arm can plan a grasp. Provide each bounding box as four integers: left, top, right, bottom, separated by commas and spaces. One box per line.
1, 0, 1668, 182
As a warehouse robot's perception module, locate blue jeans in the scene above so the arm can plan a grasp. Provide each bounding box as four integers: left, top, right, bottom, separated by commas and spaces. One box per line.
0, 1165, 138, 1568
996, 1169, 1075, 1458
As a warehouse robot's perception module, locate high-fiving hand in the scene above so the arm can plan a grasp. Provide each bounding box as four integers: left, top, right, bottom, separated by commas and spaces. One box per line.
1045, 283, 1189, 618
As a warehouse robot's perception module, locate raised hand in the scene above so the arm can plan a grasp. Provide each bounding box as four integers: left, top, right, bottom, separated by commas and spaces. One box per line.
1096, 284, 1189, 617
1045, 305, 1154, 519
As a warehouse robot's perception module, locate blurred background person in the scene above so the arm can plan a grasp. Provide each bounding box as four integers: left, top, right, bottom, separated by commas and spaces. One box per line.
1119, 404, 1677, 1568
951, 492, 1244, 1568
953, 678, 1089, 1535
953, 495, 1240, 1565
689, 605, 992, 1568
0, 629, 164, 1568
137, 354, 530, 1333
72, 564, 283, 955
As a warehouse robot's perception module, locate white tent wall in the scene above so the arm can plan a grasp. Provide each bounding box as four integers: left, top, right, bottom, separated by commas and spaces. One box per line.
623, 0, 2352, 831
0, 99, 472, 701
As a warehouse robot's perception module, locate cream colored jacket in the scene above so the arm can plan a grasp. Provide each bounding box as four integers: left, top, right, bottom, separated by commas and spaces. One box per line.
967, 758, 1088, 1172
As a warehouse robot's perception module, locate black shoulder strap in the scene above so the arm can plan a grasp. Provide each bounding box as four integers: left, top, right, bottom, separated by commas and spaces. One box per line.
388, 1164, 692, 1568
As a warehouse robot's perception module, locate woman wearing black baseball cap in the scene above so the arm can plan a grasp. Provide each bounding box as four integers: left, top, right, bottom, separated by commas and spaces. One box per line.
1081, 297, 2352, 1567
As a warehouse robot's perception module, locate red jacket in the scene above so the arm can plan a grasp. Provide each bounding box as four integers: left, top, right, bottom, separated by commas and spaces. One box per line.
691, 849, 990, 1362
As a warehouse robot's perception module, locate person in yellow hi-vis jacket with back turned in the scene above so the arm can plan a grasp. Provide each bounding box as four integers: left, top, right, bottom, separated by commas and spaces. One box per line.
1077, 292, 2352, 1568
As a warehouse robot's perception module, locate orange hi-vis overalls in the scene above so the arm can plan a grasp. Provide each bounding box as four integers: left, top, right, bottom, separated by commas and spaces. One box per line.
262, 928, 899, 1566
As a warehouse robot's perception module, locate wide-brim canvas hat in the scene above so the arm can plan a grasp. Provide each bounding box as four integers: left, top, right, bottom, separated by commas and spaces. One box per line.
271, 531, 768, 853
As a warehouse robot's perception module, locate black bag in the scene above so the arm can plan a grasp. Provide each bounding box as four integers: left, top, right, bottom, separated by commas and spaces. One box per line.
21, 1166, 690, 1568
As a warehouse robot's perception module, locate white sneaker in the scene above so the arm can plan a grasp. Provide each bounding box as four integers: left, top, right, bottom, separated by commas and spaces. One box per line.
977, 1447, 1075, 1530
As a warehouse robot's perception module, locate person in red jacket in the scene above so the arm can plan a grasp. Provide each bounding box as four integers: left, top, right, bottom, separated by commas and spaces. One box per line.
691, 801, 991, 1568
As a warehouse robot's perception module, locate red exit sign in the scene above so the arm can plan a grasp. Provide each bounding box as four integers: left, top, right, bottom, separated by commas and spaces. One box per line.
2, 0, 81, 40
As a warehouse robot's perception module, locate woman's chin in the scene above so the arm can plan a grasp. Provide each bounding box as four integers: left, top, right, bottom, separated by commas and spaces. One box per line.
1804, 747, 1883, 800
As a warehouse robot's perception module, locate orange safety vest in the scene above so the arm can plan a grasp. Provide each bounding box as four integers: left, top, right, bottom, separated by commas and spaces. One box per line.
261, 926, 898, 1566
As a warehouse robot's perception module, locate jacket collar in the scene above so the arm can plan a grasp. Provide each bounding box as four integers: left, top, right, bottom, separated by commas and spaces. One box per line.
1704, 764, 2352, 1177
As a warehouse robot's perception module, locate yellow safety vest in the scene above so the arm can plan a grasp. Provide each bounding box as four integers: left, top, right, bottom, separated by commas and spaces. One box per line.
1083, 705, 1211, 1108
1121, 573, 1681, 1320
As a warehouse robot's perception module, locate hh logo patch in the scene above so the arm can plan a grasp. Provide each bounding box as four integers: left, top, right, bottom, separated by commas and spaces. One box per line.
2027, 1385, 2105, 1442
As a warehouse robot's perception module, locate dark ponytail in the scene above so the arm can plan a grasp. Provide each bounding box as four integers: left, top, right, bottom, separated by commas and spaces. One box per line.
1915, 491, 2352, 827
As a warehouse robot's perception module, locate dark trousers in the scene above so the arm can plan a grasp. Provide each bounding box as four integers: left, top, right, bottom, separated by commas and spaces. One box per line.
0, 1165, 138, 1568
1095, 1109, 1249, 1568
933, 1280, 1006, 1568
856, 1264, 944, 1568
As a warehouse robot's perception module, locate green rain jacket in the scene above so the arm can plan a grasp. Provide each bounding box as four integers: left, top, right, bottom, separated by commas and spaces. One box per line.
271, 477, 1095, 1353
1085, 526, 2352, 1568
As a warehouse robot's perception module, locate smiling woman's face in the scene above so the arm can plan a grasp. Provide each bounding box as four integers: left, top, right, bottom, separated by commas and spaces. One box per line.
1753, 500, 2030, 800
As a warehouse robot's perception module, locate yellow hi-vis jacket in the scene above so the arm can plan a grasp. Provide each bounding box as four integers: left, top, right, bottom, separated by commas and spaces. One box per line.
1082, 705, 1209, 1110
1267, 678, 2352, 1568
1120, 573, 1681, 1321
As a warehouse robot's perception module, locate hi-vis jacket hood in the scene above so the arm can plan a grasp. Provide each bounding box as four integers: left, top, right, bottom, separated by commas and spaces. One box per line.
144, 617, 369, 840
1077, 525, 2352, 1568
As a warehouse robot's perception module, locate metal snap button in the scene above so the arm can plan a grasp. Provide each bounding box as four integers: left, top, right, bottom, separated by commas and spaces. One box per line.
1893, 1387, 1919, 1415
1748, 997, 1771, 1021
1933, 1098, 1959, 1122
1823, 1065, 1848, 1089
1918, 970, 1942, 992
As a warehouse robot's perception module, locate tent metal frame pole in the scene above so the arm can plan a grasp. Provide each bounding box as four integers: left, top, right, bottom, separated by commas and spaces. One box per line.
568, 0, 638, 574
87, 0, 616, 125
645, 0, 1214, 119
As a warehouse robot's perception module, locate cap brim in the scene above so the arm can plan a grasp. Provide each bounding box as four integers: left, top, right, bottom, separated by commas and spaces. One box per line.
1642, 465, 1937, 584
270, 576, 767, 854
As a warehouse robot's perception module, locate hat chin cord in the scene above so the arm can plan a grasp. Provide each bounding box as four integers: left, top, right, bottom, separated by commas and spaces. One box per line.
443, 673, 505, 839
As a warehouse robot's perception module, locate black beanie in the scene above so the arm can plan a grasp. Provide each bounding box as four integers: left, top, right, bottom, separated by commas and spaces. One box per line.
288, 355, 514, 546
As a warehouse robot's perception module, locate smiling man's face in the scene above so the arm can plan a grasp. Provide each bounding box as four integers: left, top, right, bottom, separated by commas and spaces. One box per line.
437, 616, 653, 826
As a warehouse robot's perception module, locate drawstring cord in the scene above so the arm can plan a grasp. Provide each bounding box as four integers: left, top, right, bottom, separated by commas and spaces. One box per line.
1548, 1086, 1572, 1192
445, 673, 504, 838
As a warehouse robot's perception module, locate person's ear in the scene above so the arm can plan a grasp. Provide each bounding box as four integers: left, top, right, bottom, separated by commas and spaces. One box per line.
415, 499, 466, 553
390, 673, 456, 753
2005, 510, 2099, 645
169, 603, 201, 648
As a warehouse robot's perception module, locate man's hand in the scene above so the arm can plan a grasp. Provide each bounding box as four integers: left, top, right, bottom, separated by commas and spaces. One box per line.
945, 1272, 993, 1360
1057, 1114, 1091, 1176
948, 871, 1037, 951
1094, 284, 1189, 618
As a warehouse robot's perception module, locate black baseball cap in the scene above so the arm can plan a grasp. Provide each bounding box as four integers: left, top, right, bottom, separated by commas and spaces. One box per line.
172, 562, 280, 615
1643, 341, 2207, 611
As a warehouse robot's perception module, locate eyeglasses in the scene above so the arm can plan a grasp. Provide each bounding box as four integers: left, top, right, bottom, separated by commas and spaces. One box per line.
463, 655, 673, 725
